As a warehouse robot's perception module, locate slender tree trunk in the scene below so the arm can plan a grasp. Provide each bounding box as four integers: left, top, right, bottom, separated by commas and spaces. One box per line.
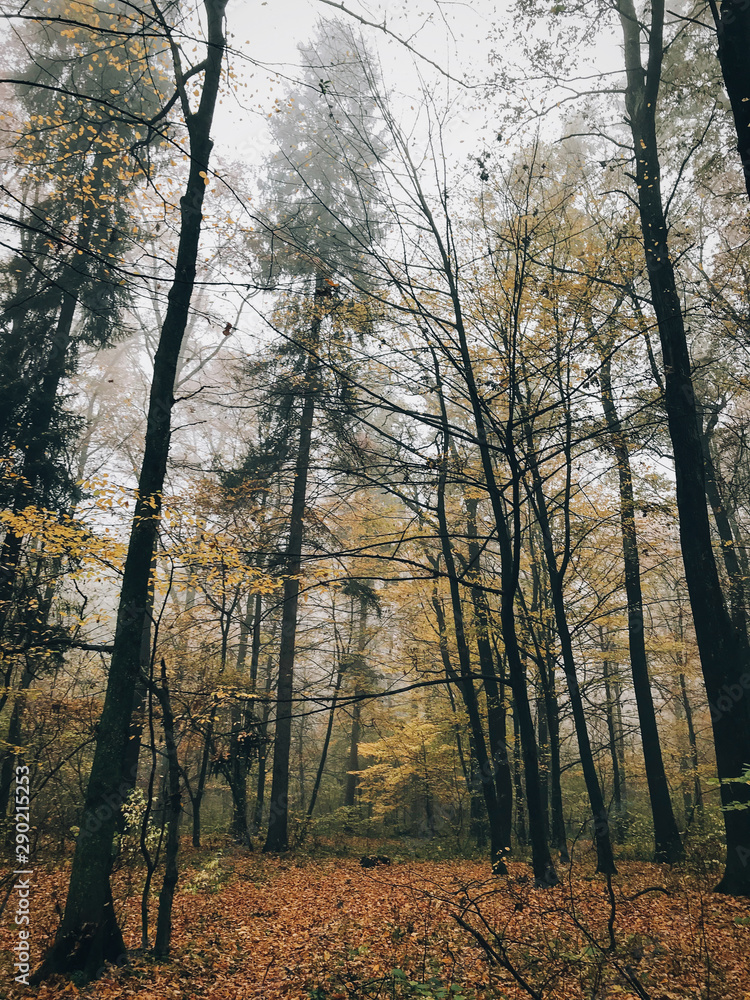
512, 704, 528, 847
301, 659, 344, 832
343, 593, 371, 811
432, 361, 509, 873
403, 148, 556, 885
598, 351, 682, 861
0, 667, 33, 817
465, 498, 514, 851
602, 652, 625, 842
343, 698, 361, 809
431, 592, 470, 787
33, 7, 228, 979
229, 593, 262, 843
618, 0, 750, 894
679, 672, 704, 823
153, 661, 181, 959
264, 290, 322, 853
297, 715, 307, 814
521, 431, 616, 874
228, 702, 251, 845
254, 657, 273, 835
522, 554, 569, 862
191, 699, 217, 849
536, 693, 549, 831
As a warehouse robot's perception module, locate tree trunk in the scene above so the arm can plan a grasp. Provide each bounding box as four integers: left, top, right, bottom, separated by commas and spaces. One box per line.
152, 665, 181, 959
521, 429, 616, 874
618, 0, 750, 894
228, 703, 251, 845
406, 160, 556, 886
432, 361, 509, 874
253, 657, 274, 835
264, 288, 322, 853
465, 498, 514, 851
0, 667, 33, 818
680, 672, 704, 824
431, 589, 486, 844
598, 349, 682, 861
713, 0, 750, 202
512, 704, 528, 847
699, 412, 749, 641
537, 654, 568, 860
343, 697, 361, 809
301, 658, 344, 833
33, 5, 228, 979
229, 593, 262, 843
602, 652, 626, 842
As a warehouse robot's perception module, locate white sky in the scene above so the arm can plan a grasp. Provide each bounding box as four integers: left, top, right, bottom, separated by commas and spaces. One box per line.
210, 0, 623, 176
215, 0, 508, 163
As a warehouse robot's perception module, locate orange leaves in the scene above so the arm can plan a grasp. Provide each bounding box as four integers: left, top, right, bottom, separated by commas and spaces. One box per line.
7, 855, 750, 998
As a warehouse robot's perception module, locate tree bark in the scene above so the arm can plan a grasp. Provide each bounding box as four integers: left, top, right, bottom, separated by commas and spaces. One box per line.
431, 588, 486, 843
253, 657, 273, 835
699, 411, 749, 641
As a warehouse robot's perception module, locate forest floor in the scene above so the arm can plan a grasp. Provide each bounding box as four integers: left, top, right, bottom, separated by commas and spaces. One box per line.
3, 843, 750, 999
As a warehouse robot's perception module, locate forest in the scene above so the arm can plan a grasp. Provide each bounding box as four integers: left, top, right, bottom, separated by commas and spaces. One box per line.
1, 0, 750, 997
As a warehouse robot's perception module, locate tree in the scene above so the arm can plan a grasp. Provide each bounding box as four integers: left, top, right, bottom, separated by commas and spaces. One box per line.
250, 21, 385, 853
616, 0, 750, 894
33, 0, 229, 980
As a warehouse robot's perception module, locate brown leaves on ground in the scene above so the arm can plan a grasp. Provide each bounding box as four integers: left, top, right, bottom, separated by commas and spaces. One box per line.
3, 853, 750, 1000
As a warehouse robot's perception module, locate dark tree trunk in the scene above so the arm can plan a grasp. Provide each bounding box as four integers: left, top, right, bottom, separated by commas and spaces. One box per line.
407, 162, 556, 886
228, 703, 251, 845
254, 657, 273, 835
0, 667, 33, 818
153, 661, 181, 959
521, 431, 616, 874
431, 589, 486, 843
700, 412, 749, 641
465, 498, 514, 851
713, 0, 750, 202
536, 693, 549, 832
191, 699, 217, 849
598, 351, 682, 862
301, 659, 343, 835
522, 555, 569, 862
229, 593, 262, 843
33, 6, 228, 979
343, 698, 361, 809
263, 291, 322, 853
512, 704, 528, 847
432, 360, 508, 873
680, 672, 704, 823
602, 652, 626, 842
618, 0, 750, 894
